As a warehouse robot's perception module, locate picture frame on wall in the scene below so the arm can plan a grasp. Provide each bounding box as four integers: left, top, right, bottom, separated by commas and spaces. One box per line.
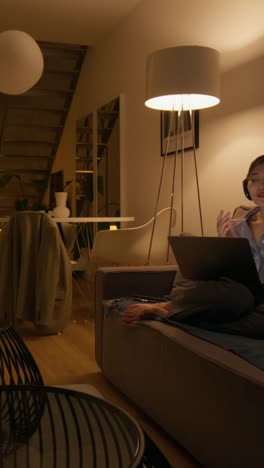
160, 110, 199, 156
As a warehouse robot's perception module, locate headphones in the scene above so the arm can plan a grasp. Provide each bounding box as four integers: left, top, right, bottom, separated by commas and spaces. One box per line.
243, 178, 252, 200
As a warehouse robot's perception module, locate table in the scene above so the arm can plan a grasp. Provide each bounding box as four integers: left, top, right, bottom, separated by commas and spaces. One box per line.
0, 215, 135, 253
0, 216, 135, 224
0, 385, 144, 467
52, 216, 135, 252
51, 217, 135, 223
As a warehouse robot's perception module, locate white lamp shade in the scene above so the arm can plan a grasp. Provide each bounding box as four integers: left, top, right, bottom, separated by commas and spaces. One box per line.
0, 30, 44, 95
145, 45, 220, 110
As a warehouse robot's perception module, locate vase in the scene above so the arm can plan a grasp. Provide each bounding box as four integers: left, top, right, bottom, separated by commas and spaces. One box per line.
52, 192, 70, 218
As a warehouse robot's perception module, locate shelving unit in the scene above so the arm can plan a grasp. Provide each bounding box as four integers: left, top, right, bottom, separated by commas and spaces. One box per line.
75, 97, 120, 218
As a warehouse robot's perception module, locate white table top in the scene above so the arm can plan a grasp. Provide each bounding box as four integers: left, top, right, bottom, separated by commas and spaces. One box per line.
0, 216, 135, 223
52, 216, 135, 223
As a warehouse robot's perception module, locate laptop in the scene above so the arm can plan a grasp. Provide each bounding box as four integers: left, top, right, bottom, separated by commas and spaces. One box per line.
168, 235, 263, 295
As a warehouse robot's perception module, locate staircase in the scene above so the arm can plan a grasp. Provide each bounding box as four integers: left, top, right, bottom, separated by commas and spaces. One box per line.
0, 41, 87, 216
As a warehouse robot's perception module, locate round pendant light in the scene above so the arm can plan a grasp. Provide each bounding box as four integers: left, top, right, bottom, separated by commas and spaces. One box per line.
0, 30, 44, 95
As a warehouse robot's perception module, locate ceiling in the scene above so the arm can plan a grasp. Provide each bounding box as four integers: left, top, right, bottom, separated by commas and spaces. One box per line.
0, 0, 143, 45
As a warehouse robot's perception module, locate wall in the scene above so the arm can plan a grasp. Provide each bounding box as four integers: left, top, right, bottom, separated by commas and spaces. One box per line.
56, 0, 264, 234
51, 113, 76, 188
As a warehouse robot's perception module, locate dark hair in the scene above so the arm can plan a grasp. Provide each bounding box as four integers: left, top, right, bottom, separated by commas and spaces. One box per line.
243, 155, 264, 200
247, 155, 264, 177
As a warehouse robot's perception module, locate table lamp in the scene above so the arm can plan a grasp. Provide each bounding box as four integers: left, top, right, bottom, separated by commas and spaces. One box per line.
145, 45, 221, 262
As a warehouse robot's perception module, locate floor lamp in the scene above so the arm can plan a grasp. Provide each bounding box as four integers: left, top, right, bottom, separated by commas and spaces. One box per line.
145, 45, 221, 263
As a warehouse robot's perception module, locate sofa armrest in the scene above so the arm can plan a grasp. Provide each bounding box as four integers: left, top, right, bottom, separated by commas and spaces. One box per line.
95, 265, 177, 367
95, 265, 177, 300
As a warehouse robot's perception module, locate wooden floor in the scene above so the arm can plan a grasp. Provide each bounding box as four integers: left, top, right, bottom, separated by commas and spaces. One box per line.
19, 286, 200, 468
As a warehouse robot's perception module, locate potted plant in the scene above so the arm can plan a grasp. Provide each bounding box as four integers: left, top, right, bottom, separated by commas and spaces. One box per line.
0, 173, 28, 211
0, 174, 48, 212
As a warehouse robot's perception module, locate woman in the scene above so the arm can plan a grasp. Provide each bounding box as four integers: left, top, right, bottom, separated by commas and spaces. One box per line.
122, 155, 264, 337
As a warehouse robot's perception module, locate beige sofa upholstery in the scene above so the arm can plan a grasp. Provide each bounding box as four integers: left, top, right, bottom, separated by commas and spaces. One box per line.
95, 265, 264, 468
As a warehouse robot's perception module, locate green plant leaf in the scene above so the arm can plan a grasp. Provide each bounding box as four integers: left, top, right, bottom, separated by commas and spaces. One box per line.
0, 174, 13, 188
80, 173, 104, 202
31, 179, 48, 193
15, 198, 28, 211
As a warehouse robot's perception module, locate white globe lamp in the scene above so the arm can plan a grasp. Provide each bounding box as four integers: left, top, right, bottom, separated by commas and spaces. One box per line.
0, 30, 44, 95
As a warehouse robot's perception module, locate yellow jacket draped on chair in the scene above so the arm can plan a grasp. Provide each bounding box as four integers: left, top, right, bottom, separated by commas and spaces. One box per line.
0, 211, 72, 333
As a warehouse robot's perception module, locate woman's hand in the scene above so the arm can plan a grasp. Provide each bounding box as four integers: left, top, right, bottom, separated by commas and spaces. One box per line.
217, 210, 236, 237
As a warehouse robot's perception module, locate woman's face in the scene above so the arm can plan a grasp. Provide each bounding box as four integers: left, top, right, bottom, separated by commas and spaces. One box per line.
247, 162, 264, 206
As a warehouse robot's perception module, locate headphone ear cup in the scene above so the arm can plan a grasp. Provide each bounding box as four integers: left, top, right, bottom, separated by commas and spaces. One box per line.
243, 179, 252, 200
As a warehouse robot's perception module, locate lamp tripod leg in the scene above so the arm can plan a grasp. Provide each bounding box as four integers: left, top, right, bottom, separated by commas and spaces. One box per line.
166, 110, 180, 262
147, 109, 175, 264
190, 110, 204, 236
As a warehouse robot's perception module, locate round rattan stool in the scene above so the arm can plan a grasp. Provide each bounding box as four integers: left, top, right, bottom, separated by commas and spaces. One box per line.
0, 327, 43, 386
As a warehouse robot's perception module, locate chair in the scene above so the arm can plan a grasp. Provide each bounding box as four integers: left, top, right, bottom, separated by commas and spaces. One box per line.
60, 222, 91, 305
90, 207, 177, 268
0, 211, 72, 334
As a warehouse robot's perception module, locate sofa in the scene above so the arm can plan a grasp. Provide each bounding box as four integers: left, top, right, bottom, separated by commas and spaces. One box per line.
95, 265, 264, 468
